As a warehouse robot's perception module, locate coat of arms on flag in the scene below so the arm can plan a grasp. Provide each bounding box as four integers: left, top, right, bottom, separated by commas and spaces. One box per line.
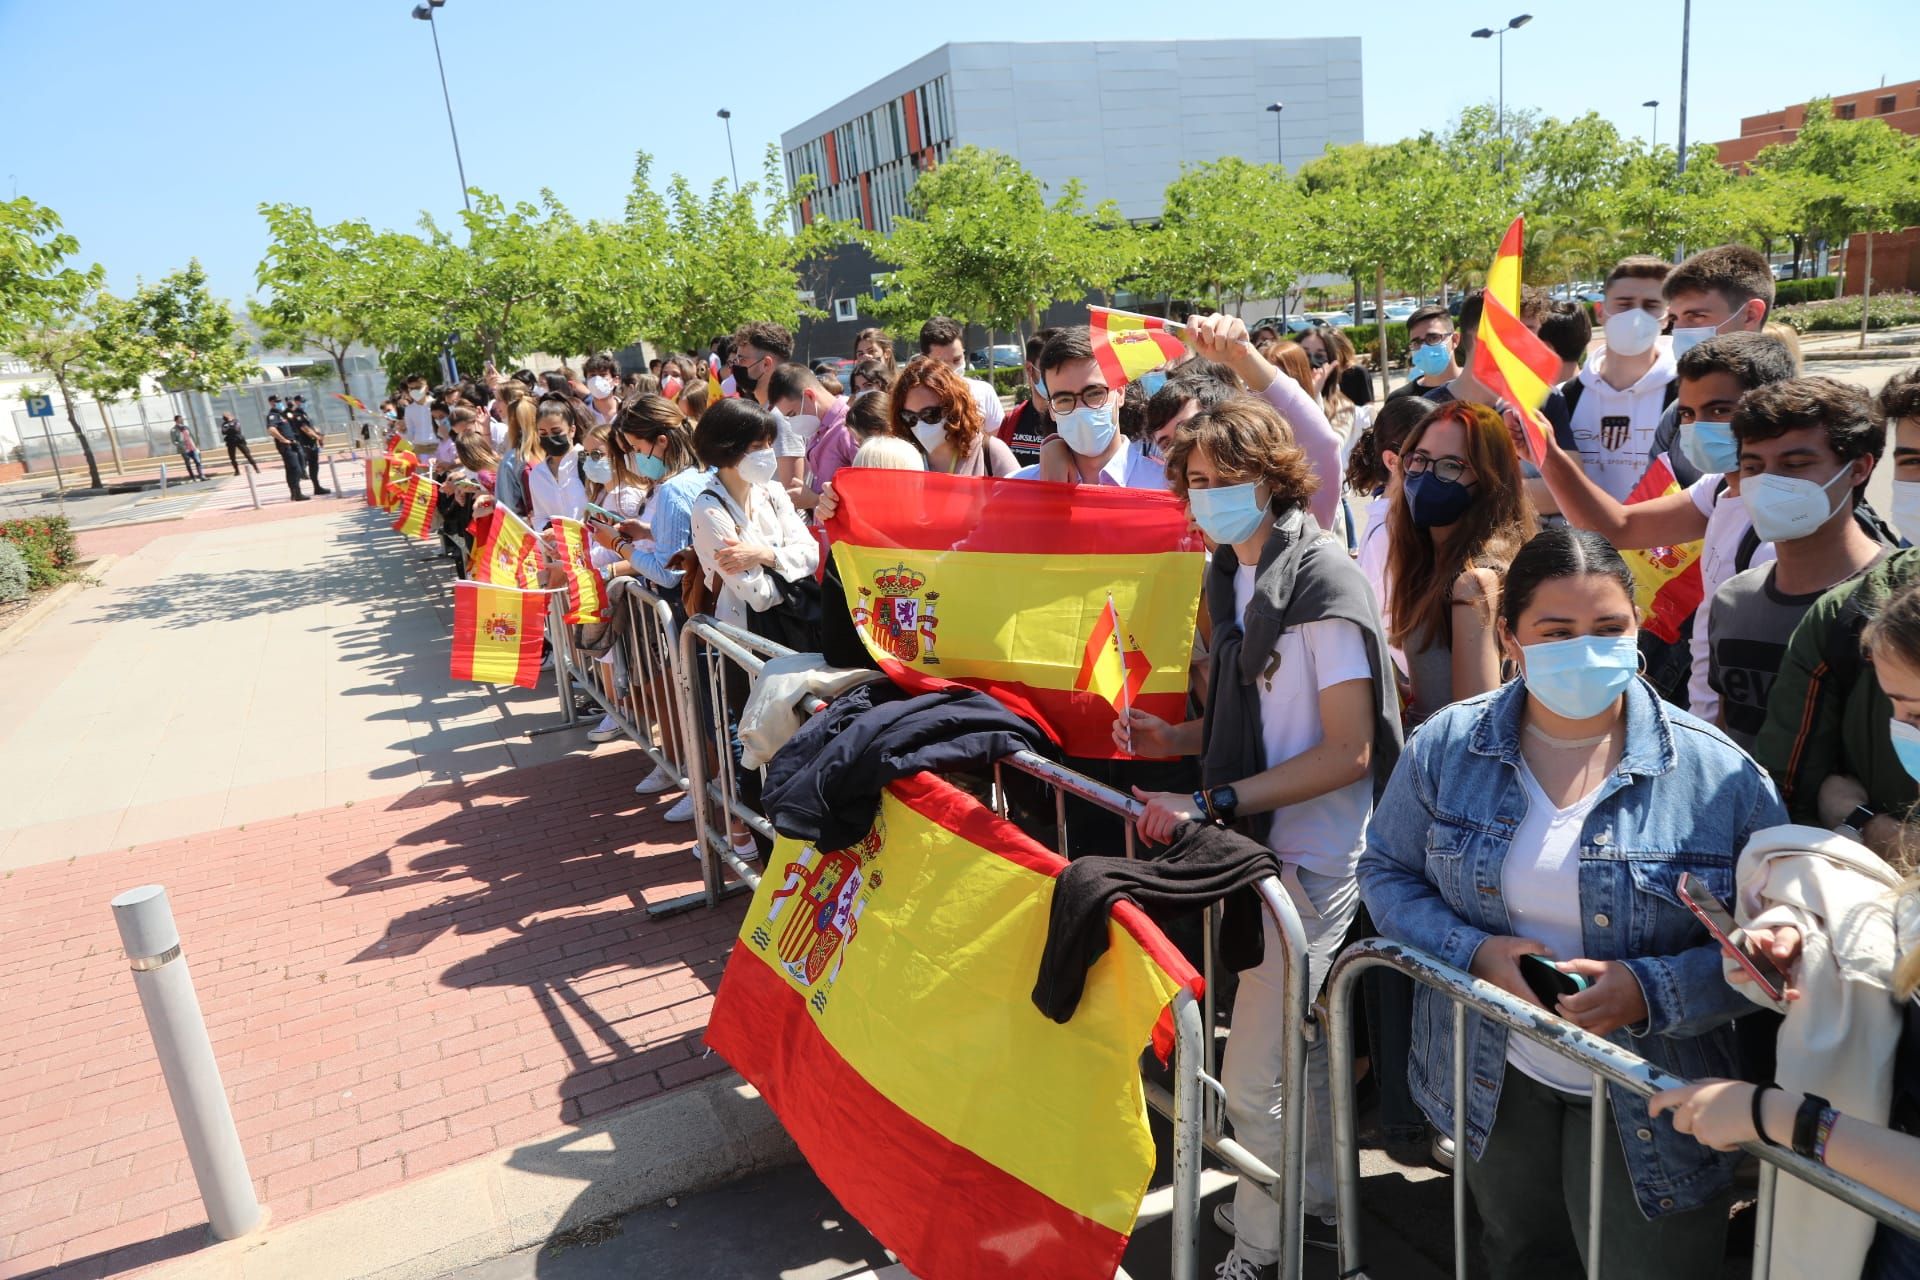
849, 563, 939, 664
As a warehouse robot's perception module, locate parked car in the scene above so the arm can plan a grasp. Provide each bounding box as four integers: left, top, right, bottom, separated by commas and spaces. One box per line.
966, 344, 1023, 370
813, 357, 857, 385
1384, 302, 1417, 322
1249, 315, 1316, 337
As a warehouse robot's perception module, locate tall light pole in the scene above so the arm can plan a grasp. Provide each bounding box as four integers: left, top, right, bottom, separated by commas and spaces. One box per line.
1470, 14, 1533, 171
1676, 0, 1692, 174
717, 109, 739, 190
1265, 101, 1285, 171
1643, 99, 1660, 147
410, 0, 471, 214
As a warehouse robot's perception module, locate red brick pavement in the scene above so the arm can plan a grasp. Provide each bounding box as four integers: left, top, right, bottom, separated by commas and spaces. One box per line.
0, 749, 746, 1279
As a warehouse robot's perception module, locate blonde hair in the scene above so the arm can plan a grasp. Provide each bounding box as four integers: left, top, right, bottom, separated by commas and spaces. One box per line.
1764, 320, 1805, 374
851, 436, 926, 470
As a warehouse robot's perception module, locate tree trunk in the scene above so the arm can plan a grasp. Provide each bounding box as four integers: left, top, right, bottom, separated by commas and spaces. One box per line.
1352, 271, 1364, 326
1374, 265, 1391, 401
53, 370, 105, 490
1859, 231, 1875, 351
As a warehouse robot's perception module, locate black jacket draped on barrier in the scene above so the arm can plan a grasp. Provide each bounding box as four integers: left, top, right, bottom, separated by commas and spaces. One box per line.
761, 683, 1047, 852
1032, 821, 1279, 1023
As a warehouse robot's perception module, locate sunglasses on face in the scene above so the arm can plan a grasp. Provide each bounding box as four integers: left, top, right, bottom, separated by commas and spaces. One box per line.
897, 405, 945, 426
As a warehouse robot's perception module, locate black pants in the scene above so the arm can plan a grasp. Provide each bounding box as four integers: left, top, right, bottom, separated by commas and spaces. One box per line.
1463, 1065, 1733, 1280
276, 442, 305, 495
227, 441, 259, 474
302, 443, 324, 489
176, 449, 207, 480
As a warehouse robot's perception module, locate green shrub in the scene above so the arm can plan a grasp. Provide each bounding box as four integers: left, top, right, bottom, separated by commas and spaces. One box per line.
977, 367, 1027, 397
1773, 276, 1840, 307
0, 540, 27, 603
0, 516, 76, 570
1776, 291, 1920, 332
1353, 321, 1410, 370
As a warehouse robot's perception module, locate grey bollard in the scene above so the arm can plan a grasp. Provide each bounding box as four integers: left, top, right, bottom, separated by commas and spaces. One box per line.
158, 462, 168, 493
110, 886, 263, 1240
242, 463, 260, 510
326, 453, 343, 498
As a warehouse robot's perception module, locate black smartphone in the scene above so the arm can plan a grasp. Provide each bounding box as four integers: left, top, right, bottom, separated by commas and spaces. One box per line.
1676, 872, 1788, 1002
1519, 953, 1589, 1007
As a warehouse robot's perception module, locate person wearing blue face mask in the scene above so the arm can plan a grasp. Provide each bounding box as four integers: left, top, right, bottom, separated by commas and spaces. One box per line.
1127, 393, 1403, 1272
1706, 377, 1895, 753
1032, 325, 1171, 491
1360, 526, 1787, 1280
1641, 244, 1777, 489
1388, 306, 1462, 402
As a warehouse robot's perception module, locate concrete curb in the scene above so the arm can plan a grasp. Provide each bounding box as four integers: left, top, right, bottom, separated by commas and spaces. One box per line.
1804, 346, 1920, 362
141, 1072, 797, 1280
0, 554, 116, 657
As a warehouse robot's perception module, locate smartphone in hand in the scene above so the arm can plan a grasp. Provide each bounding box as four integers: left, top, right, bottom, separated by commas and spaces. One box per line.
1676, 872, 1787, 1003
1519, 953, 1590, 1008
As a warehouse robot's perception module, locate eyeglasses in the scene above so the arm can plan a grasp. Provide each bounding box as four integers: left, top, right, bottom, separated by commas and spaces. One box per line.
1409, 331, 1453, 347
897, 405, 945, 426
1046, 384, 1113, 415
1404, 451, 1472, 485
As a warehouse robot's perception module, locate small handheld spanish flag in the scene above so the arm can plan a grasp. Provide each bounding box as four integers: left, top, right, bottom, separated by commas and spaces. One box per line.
391, 473, 436, 539
332, 393, 368, 413
468, 507, 540, 588
1075, 593, 1152, 752
364, 456, 388, 509
450, 581, 547, 689
1621, 455, 1705, 643
549, 516, 608, 624
708, 353, 726, 403
1088, 306, 1187, 388
1469, 217, 1562, 465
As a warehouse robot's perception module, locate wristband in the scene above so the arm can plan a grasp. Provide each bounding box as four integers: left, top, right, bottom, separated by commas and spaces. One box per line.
1792, 1092, 1832, 1159
1750, 1084, 1779, 1147
1813, 1107, 1839, 1164
1192, 790, 1213, 823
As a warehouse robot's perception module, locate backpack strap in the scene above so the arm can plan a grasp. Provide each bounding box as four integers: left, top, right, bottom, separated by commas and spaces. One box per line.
1560, 378, 1583, 418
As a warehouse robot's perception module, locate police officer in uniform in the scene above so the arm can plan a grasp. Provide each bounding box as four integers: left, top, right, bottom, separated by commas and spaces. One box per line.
288, 395, 330, 494
265, 395, 308, 501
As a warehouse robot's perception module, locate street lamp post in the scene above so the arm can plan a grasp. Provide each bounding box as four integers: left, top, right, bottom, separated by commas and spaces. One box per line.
410, 0, 471, 214
1470, 14, 1533, 171
1676, 0, 1692, 174
717, 109, 739, 190
1643, 99, 1660, 147
1266, 101, 1285, 171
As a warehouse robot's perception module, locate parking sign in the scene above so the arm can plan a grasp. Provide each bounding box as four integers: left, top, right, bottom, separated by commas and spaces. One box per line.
25, 394, 53, 418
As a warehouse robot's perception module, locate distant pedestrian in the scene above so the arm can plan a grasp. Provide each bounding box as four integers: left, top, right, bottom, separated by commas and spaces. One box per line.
169, 415, 208, 481
265, 394, 307, 500
219, 414, 261, 475
288, 395, 331, 494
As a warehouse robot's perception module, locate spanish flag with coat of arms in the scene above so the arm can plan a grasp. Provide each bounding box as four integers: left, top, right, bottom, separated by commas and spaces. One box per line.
705, 772, 1200, 1280
449, 581, 547, 688
390, 473, 436, 540
824, 470, 1205, 759
1621, 455, 1705, 643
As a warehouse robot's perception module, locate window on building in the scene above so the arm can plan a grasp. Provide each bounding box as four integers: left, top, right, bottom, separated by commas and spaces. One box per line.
1878, 95, 1897, 114
834, 298, 859, 323
1838, 101, 1857, 119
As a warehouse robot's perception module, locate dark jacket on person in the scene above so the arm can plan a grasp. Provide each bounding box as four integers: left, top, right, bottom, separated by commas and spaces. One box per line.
762, 683, 1046, 852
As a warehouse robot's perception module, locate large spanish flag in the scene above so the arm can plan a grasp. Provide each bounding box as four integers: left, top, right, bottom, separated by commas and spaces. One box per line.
1469, 217, 1562, 465
1089, 306, 1187, 387
450, 581, 547, 688
391, 473, 436, 539
468, 507, 540, 588
550, 516, 608, 624
1621, 455, 1705, 643
706, 772, 1200, 1280
825, 470, 1205, 759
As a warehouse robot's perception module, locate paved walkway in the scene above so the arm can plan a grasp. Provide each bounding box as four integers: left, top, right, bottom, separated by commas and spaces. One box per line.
0, 498, 744, 1279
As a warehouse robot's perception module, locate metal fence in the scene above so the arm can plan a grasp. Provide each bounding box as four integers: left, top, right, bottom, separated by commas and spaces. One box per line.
1324, 937, 1920, 1280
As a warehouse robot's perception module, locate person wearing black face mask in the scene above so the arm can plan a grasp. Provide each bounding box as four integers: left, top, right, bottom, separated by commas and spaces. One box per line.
727, 321, 794, 408
1385, 400, 1538, 726
523, 398, 589, 528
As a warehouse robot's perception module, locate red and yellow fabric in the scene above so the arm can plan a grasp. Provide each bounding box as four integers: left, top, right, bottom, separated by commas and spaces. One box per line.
549, 516, 608, 624
382, 449, 418, 511
449, 581, 547, 689
390, 473, 436, 540
1077, 594, 1148, 711
1088, 306, 1187, 388
332, 393, 368, 413
468, 507, 540, 588
1620, 455, 1705, 643
707, 353, 725, 403
706, 772, 1200, 1280
364, 456, 389, 509
824, 470, 1205, 759
1468, 216, 1562, 465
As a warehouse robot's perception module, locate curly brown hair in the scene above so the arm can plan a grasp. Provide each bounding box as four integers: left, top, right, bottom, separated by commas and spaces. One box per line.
1384, 400, 1536, 652
1163, 393, 1320, 515
1876, 364, 1920, 428
889, 355, 984, 459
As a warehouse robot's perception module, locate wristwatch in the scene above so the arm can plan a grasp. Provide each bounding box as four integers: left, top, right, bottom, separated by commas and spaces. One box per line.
1206, 784, 1240, 825
1836, 803, 1877, 842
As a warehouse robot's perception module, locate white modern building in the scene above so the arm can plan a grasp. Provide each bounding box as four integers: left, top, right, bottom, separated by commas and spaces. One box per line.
781, 39, 1364, 235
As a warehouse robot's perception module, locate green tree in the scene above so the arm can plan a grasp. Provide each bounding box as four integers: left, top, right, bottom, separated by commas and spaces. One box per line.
1150, 157, 1299, 313
127, 260, 259, 410
0, 198, 146, 487
252, 204, 411, 403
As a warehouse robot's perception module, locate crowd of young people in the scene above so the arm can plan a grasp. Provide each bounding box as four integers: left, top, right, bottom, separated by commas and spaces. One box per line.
371, 263, 1920, 1278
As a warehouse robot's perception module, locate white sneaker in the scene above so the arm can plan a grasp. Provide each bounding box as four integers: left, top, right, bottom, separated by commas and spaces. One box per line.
731, 835, 761, 864
586, 715, 623, 743
1212, 1247, 1274, 1280
633, 763, 676, 795
663, 793, 695, 823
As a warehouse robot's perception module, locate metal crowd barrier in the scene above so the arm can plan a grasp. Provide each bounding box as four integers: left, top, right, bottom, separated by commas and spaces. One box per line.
670, 614, 1322, 1280
1324, 937, 1920, 1280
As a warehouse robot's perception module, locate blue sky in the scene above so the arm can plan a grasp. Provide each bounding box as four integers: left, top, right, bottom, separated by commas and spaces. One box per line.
5, 0, 1916, 306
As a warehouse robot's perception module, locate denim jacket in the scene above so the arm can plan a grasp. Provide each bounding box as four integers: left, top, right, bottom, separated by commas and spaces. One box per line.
1356, 677, 1786, 1218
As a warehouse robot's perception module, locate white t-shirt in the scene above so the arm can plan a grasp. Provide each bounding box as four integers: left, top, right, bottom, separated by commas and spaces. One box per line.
1503, 759, 1606, 1093
1231, 564, 1374, 881
402, 401, 435, 446
1567, 351, 1677, 502
488, 416, 510, 452
1686, 474, 1775, 725
528, 450, 588, 529
965, 377, 1005, 434
772, 409, 809, 459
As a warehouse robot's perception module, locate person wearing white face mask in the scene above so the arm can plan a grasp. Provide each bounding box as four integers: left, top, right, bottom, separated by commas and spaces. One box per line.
767, 362, 856, 510
1564, 257, 1679, 502
1707, 377, 1895, 753
888, 356, 1019, 477
1754, 366, 1920, 862
400, 374, 437, 448
1642, 245, 1777, 489
687, 398, 820, 634
582, 353, 622, 425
